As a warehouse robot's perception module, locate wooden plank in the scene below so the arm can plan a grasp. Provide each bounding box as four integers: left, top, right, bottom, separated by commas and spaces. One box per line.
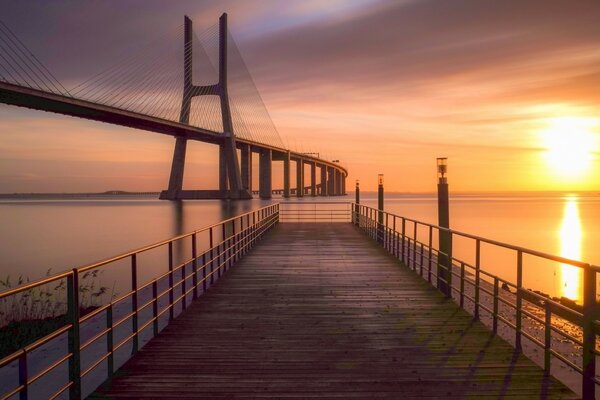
92, 223, 577, 399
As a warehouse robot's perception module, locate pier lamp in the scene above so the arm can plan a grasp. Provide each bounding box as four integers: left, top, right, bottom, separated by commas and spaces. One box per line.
437, 157, 448, 183
436, 158, 451, 297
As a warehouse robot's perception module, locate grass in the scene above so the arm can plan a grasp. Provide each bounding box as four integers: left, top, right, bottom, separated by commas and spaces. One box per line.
0, 269, 117, 358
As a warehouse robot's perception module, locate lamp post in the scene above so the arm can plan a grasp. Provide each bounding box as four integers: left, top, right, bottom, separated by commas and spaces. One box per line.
378, 174, 384, 243
437, 158, 452, 297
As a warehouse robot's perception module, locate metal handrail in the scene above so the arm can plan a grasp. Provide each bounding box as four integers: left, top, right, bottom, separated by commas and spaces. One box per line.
352, 202, 597, 399
0, 203, 280, 400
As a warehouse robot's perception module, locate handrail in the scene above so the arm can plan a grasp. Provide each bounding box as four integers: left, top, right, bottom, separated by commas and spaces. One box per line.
0, 203, 280, 400
351, 201, 597, 399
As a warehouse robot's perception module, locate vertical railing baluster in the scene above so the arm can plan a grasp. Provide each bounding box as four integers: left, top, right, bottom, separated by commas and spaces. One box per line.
493, 277, 499, 334
192, 233, 198, 300
152, 280, 158, 336
460, 262, 465, 308
419, 243, 424, 277
544, 300, 551, 372
413, 223, 417, 270
385, 213, 389, 250
209, 228, 214, 285
474, 240, 481, 320
67, 270, 81, 400
515, 250, 522, 350
107, 303, 114, 376
168, 242, 174, 320
401, 218, 406, 263
582, 266, 596, 399
220, 223, 226, 276
18, 351, 27, 400
232, 219, 237, 264
131, 254, 139, 353
393, 216, 397, 257
428, 226, 433, 283
181, 242, 186, 311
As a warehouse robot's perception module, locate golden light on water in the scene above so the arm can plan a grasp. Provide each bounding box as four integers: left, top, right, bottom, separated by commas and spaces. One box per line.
559, 196, 583, 302
541, 116, 598, 182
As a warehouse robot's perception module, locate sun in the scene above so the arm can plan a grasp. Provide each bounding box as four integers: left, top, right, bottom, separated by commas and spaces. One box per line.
540, 116, 598, 179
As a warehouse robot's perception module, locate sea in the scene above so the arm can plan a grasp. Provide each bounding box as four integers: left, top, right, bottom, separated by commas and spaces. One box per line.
1, 191, 599, 303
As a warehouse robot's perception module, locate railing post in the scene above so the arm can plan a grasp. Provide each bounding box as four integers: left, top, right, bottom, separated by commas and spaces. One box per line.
221, 223, 226, 275
152, 280, 158, 336
428, 226, 432, 283
181, 242, 186, 311
168, 242, 174, 320
493, 277, 499, 334
107, 303, 114, 376
18, 351, 27, 400
67, 270, 81, 400
474, 240, 481, 319
582, 266, 596, 399
401, 218, 406, 263
460, 262, 465, 308
192, 233, 198, 300
131, 254, 139, 354
232, 219, 237, 263
544, 300, 551, 372
209, 227, 214, 284
413, 223, 417, 270
515, 250, 522, 351
390, 216, 395, 257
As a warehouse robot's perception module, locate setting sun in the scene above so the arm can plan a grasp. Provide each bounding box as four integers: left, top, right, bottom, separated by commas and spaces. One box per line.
540, 116, 598, 180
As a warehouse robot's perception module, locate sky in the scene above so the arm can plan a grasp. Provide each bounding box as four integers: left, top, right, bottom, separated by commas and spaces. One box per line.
1, 0, 599, 192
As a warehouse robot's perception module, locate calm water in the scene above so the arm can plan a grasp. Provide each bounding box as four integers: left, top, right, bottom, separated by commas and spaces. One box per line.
1, 192, 599, 303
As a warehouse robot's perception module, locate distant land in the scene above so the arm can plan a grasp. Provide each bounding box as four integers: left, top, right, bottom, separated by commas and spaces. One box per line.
0, 190, 160, 199
0, 190, 598, 200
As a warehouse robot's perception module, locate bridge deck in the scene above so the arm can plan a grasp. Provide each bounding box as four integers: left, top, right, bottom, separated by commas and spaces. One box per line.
93, 223, 576, 399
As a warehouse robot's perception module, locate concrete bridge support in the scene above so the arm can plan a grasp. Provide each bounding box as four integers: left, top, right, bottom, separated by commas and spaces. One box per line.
240, 143, 252, 192
296, 160, 304, 198
283, 151, 290, 198
161, 13, 250, 200
327, 167, 335, 196
310, 162, 316, 196
320, 165, 328, 196
259, 149, 272, 199
335, 170, 342, 196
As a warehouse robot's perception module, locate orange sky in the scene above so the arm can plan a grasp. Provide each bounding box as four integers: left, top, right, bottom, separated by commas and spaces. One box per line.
1, 1, 599, 192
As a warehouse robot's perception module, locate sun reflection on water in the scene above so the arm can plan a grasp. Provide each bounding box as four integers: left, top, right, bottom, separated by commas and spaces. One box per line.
559, 196, 582, 302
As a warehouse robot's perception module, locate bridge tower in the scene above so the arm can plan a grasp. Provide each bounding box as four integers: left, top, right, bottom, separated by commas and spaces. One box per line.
161, 14, 251, 200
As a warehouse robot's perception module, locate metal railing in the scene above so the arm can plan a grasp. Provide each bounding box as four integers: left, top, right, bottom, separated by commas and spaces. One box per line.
279, 202, 352, 223
0, 204, 279, 400
353, 202, 599, 399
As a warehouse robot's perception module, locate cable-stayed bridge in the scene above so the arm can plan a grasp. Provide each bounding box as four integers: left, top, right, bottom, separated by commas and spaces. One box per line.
0, 13, 347, 200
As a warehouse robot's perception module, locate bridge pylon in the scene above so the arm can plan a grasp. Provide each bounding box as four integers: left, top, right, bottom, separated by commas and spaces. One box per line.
161, 13, 251, 200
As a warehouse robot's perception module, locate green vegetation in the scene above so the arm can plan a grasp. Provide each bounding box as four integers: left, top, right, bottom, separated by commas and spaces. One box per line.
0, 269, 115, 358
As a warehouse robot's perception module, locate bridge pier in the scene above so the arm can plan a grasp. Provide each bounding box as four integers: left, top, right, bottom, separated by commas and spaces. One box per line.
283, 151, 290, 198
259, 149, 272, 199
327, 167, 335, 196
320, 165, 327, 196
240, 143, 252, 192
296, 159, 304, 198
310, 162, 316, 196
219, 145, 228, 191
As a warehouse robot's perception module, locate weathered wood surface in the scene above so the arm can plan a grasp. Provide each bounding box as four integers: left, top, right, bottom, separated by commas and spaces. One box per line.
93, 223, 576, 399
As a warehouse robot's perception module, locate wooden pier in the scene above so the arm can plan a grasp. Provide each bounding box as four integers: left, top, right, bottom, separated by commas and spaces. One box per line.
93, 223, 576, 399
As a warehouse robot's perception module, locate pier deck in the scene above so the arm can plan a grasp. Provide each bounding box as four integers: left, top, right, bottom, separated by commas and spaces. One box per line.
93, 223, 576, 399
